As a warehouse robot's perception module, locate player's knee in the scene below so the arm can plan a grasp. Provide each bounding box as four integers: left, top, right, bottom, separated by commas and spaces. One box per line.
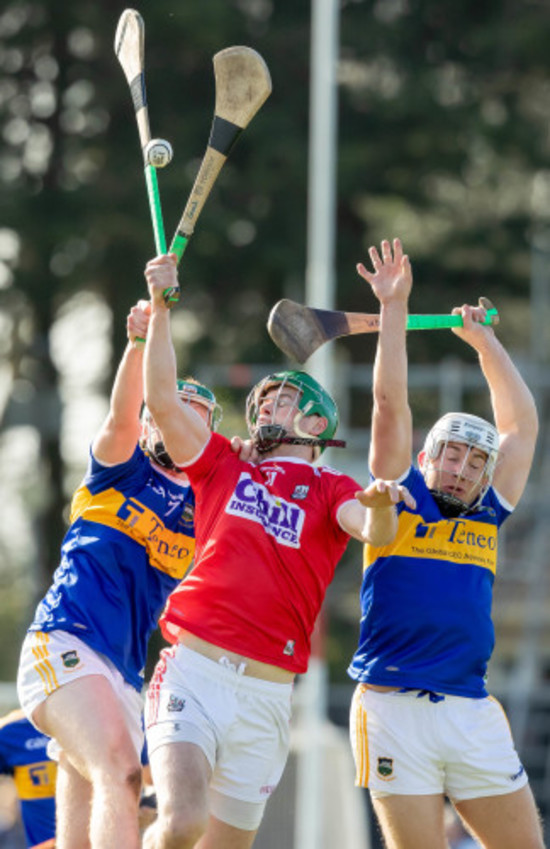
90, 755, 141, 799
125, 764, 143, 799
101, 758, 141, 799
102, 734, 141, 780
155, 807, 208, 849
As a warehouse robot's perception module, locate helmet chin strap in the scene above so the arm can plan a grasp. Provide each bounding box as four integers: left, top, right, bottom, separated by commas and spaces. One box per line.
429, 489, 478, 518
151, 441, 179, 471
254, 424, 346, 454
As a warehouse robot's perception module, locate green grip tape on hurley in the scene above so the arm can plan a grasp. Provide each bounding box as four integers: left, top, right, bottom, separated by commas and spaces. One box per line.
145, 164, 167, 255
481, 307, 499, 325
406, 307, 498, 331
162, 286, 181, 307
169, 231, 190, 265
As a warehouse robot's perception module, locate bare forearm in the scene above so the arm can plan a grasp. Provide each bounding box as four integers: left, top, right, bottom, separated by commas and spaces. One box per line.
370, 300, 413, 476
358, 240, 411, 418
373, 301, 409, 410
363, 505, 398, 547
340, 479, 415, 543
476, 335, 538, 436
143, 308, 178, 421
92, 341, 144, 463
142, 254, 210, 464
108, 343, 144, 426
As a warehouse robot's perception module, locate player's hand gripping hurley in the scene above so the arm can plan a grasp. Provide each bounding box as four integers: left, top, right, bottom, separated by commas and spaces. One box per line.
268, 297, 499, 363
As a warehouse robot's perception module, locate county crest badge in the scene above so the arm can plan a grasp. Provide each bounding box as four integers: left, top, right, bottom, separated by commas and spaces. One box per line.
377, 757, 395, 780
178, 502, 195, 530
61, 650, 80, 669
283, 640, 295, 657
167, 694, 185, 713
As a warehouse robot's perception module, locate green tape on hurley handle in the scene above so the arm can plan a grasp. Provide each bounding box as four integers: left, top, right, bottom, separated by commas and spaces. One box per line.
406, 307, 498, 331
481, 307, 499, 325
170, 230, 190, 265
163, 230, 190, 307
145, 164, 167, 254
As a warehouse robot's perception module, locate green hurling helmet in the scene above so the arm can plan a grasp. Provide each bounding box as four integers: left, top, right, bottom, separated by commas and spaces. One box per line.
140, 379, 221, 470
245, 369, 340, 454
176, 379, 222, 431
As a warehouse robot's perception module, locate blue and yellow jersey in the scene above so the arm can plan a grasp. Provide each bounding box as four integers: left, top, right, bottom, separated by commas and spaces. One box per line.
29, 445, 195, 691
0, 712, 56, 848
348, 466, 512, 698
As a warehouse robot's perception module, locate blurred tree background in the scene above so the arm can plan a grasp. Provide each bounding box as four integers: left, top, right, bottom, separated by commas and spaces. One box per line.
1, 0, 549, 682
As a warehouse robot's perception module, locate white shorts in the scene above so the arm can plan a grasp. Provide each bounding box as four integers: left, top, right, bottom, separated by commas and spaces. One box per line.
145, 644, 293, 827
17, 630, 144, 760
350, 685, 528, 800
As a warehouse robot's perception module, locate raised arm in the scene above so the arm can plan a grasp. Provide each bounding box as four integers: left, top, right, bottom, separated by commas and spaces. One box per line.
357, 238, 413, 479
91, 300, 150, 465
143, 254, 210, 465
451, 304, 538, 506
338, 478, 416, 545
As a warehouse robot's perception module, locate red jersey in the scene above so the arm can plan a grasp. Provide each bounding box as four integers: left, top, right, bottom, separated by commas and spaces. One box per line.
161, 432, 361, 673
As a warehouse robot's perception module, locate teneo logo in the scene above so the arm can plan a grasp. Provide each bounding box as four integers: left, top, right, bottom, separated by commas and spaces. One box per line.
117, 498, 145, 527
414, 522, 436, 540
226, 473, 305, 548
29, 764, 51, 787
415, 519, 496, 552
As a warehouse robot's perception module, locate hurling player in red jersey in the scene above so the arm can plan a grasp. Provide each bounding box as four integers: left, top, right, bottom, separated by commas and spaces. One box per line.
139, 253, 415, 849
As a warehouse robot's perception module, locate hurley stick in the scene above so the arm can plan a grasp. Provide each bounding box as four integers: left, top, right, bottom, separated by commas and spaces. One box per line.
268, 297, 499, 363
170, 46, 272, 265
115, 9, 168, 254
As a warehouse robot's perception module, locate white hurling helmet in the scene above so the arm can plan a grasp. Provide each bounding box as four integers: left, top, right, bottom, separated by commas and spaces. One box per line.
422, 412, 499, 513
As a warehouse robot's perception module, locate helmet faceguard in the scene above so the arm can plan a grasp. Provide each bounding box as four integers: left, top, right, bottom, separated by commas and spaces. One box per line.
174, 379, 222, 431
420, 412, 499, 515
245, 370, 344, 456
140, 379, 222, 470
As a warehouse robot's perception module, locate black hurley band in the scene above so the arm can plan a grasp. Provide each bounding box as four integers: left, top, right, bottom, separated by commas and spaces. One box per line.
130, 74, 147, 113
209, 115, 242, 157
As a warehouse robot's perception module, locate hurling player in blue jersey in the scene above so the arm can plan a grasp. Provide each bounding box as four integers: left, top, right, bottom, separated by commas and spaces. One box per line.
349, 239, 542, 849
0, 708, 56, 848
16, 300, 222, 849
